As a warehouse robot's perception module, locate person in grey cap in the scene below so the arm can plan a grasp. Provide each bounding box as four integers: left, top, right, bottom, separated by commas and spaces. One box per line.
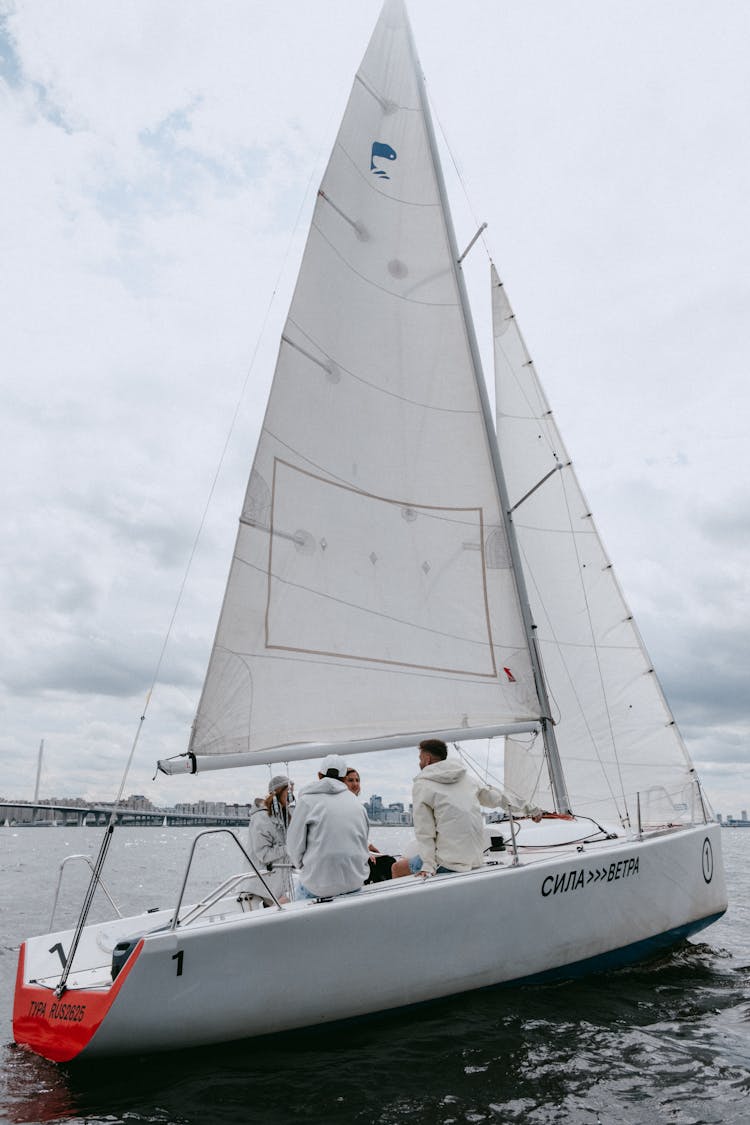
248, 774, 294, 901
286, 754, 369, 899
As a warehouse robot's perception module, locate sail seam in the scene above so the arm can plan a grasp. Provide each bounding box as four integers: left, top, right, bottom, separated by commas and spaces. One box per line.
258, 429, 514, 542
212, 641, 525, 689
513, 522, 599, 536
539, 639, 649, 652
259, 432, 492, 530
309, 220, 456, 308
354, 72, 419, 116
282, 324, 479, 414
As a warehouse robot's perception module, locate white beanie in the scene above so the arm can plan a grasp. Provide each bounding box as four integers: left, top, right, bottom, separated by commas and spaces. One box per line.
267, 774, 290, 794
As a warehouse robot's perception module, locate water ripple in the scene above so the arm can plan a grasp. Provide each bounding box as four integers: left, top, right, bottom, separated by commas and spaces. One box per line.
1, 828, 748, 1124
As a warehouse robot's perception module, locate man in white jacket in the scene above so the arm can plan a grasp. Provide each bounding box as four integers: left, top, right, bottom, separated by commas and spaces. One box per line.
286, 754, 370, 899
392, 739, 541, 878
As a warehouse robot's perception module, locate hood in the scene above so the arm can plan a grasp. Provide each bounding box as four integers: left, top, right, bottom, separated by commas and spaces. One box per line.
413, 758, 467, 786
299, 776, 349, 796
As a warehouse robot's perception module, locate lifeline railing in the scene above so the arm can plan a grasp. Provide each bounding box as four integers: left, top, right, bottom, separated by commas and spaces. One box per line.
170, 828, 283, 930
635, 777, 710, 839
49, 854, 122, 931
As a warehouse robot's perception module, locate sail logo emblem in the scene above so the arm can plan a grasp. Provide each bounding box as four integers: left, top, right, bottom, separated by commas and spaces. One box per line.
371, 141, 397, 178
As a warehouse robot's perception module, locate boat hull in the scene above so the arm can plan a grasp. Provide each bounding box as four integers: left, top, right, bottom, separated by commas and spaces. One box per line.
14, 823, 726, 1059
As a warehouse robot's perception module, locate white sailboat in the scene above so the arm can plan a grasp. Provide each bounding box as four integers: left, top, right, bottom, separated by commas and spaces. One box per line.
14, 0, 726, 1062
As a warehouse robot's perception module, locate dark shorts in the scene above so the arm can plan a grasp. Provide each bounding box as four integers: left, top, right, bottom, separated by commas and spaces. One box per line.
365, 853, 396, 883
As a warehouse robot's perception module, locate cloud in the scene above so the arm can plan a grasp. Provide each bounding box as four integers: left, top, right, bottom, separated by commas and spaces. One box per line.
0, 0, 748, 824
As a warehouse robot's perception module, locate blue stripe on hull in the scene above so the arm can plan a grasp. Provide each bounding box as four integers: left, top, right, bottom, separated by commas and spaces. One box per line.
509, 910, 727, 986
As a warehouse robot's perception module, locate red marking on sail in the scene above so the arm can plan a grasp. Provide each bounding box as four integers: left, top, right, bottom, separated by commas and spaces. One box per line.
503, 667, 516, 682
12, 938, 144, 1063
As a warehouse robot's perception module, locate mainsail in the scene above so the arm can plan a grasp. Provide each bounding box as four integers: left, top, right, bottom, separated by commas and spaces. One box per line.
492, 268, 698, 826
177, 1, 543, 771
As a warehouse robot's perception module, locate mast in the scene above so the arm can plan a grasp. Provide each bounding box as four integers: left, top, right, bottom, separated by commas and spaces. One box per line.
34, 738, 44, 804
402, 4, 571, 813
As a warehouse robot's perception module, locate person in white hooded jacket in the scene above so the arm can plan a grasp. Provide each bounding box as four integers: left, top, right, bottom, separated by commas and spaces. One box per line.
247, 775, 294, 901
286, 755, 370, 899
392, 738, 542, 878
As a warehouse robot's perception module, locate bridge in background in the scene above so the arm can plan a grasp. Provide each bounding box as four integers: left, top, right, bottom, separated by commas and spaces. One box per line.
0, 800, 250, 828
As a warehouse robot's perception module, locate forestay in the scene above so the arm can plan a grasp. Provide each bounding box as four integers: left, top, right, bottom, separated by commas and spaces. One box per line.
492, 267, 697, 828
179, 1, 543, 771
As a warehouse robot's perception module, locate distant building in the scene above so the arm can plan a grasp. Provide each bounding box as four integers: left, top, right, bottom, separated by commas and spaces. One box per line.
367, 795, 384, 819
125, 794, 154, 811
723, 812, 750, 828
173, 800, 252, 819
364, 795, 412, 826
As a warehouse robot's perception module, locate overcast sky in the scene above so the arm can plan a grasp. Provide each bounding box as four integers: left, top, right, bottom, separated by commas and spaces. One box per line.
1, 1, 748, 818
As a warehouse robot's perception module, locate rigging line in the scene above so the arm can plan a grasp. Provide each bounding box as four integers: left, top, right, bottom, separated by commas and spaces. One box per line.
453, 741, 505, 792
455, 738, 541, 809
517, 411, 692, 792
526, 748, 549, 807
452, 738, 526, 799
555, 467, 631, 814
489, 269, 633, 819
521, 547, 600, 755
428, 71, 568, 488
128, 184, 318, 768
426, 92, 490, 260
134, 147, 326, 764
519, 474, 628, 821
489, 728, 550, 807
58, 145, 328, 995
492, 283, 678, 817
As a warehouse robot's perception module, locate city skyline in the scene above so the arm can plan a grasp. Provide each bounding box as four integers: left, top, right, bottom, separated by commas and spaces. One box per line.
5, 790, 749, 827
1, 790, 415, 824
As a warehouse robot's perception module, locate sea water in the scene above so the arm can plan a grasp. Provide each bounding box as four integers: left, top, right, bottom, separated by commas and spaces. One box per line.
1, 826, 748, 1124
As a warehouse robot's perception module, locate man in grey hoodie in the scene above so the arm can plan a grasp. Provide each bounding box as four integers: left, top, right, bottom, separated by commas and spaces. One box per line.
286, 754, 370, 899
392, 738, 541, 879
